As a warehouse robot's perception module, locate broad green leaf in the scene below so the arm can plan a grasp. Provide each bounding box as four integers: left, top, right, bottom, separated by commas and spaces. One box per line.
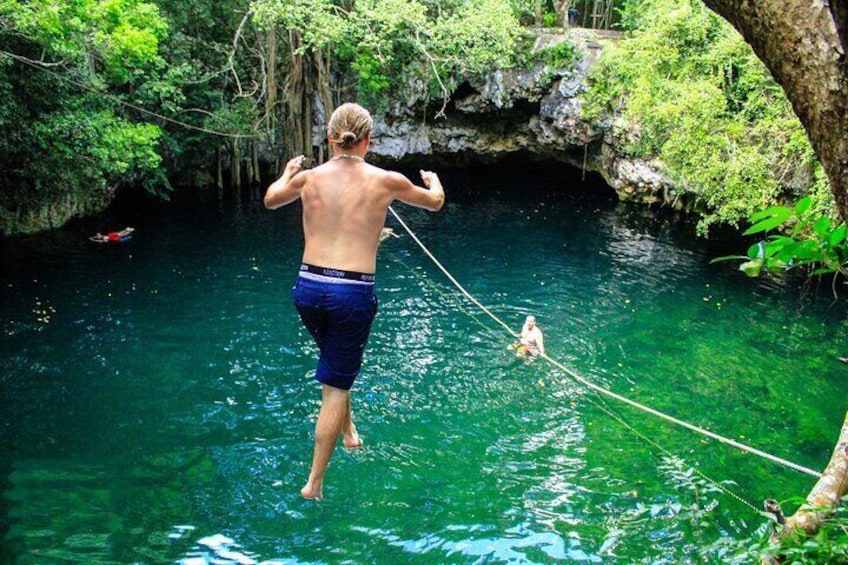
764, 236, 793, 257
828, 224, 847, 247
813, 216, 832, 238
743, 207, 792, 235
794, 196, 812, 216
784, 240, 819, 262
764, 257, 788, 270
747, 205, 792, 224
739, 259, 762, 277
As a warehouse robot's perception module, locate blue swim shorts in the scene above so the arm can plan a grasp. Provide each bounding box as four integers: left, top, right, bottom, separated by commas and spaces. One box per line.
292, 268, 378, 390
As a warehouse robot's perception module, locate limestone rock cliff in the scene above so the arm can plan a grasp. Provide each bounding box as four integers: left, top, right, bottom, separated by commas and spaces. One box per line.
364, 29, 683, 209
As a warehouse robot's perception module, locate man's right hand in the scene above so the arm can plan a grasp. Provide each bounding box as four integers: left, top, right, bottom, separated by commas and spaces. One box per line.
265, 155, 309, 210
419, 170, 441, 188
283, 155, 306, 178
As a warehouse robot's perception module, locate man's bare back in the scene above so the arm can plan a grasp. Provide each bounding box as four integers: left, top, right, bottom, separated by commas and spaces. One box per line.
265, 153, 444, 274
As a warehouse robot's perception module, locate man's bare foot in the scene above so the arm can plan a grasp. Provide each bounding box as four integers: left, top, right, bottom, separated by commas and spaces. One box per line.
343, 421, 363, 450
343, 433, 363, 450
301, 482, 323, 501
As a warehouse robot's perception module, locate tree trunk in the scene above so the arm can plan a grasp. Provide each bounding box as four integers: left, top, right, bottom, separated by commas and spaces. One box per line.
762, 411, 848, 559
286, 30, 307, 158
314, 48, 334, 163
266, 25, 280, 171
303, 55, 314, 160
786, 411, 848, 534
232, 140, 241, 188
553, 0, 570, 27
281, 31, 334, 163
700, 0, 848, 222
217, 146, 223, 190
246, 141, 255, 185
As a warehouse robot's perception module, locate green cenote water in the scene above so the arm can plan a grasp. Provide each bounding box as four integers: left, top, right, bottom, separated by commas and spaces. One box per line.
1, 160, 846, 564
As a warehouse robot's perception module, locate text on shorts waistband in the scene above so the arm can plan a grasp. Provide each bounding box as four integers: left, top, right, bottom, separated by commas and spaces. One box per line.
300, 263, 375, 283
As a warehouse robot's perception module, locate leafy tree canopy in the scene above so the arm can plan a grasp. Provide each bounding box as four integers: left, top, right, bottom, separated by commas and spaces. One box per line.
0, 0, 170, 234
2, 0, 168, 84
251, 0, 527, 110
584, 0, 832, 235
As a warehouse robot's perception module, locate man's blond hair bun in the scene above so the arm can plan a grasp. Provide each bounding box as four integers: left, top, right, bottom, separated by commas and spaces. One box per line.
328, 103, 373, 150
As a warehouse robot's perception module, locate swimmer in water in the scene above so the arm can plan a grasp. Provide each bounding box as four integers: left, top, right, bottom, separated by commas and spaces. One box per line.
90, 226, 134, 243
510, 315, 545, 357
379, 227, 399, 242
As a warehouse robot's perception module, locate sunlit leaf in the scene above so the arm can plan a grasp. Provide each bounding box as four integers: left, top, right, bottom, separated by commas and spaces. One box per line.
743, 207, 792, 235
813, 216, 832, 238
828, 224, 847, 247
709, 255, 748, 264
748, 205, 791, 224
794, 196, 812, 216
739, 259, 762, 277
764, 237, 793, 258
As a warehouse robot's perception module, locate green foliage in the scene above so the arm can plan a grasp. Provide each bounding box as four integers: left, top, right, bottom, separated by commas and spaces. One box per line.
705, 496, 848, 563
583, 0, 832, 235
0, 0, 170, 234
252, 0, 525, 111
2, 0, 168, 85
506, 0, 539, 25
203, 98, 259, 137
251, 0, 348, 50
349, 50, 395, 106
345, 0, 430, 107
150, 0, 260, 167
430, 0, 524, 72
537, 40, 577, 70
711, 196, 848, 280
0, 104, 166, 234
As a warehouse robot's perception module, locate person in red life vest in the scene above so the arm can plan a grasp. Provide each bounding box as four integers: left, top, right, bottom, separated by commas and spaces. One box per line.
90, 226, 135, 243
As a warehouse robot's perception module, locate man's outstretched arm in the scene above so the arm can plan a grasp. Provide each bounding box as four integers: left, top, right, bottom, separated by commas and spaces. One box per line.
265, 155, 308, 210
391, 170, 445, 212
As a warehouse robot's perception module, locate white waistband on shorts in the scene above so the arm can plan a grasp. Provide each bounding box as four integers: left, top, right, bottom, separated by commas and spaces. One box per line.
298, 271, 375, 285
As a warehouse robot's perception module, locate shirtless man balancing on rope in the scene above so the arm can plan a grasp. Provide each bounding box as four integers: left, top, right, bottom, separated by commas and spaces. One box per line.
264, 102, 445, 501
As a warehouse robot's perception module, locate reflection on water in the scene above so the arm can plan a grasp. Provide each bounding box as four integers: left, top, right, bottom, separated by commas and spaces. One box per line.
1, 162, 847, 563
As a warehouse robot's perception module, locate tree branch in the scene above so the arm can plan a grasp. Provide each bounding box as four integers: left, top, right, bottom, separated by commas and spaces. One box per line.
785, 410, 848, 536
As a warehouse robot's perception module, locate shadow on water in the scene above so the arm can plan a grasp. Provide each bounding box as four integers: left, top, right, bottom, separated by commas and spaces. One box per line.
1, 160, 847, 563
